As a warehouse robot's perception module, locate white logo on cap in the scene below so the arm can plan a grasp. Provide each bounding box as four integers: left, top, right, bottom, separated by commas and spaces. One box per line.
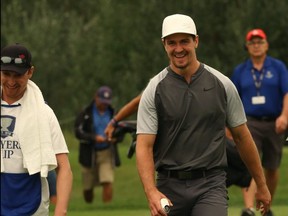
103, 92, 110, 98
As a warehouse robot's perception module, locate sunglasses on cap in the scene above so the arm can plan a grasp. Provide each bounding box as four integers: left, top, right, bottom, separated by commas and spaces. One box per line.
1, 56, 28, 65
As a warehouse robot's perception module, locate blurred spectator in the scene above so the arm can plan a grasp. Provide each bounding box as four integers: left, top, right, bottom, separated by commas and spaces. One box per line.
231, 29, 288, 216
74, 86, 120, 203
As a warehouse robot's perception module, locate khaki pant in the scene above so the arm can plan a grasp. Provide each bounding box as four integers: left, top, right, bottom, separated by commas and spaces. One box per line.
81, 149, 114, 190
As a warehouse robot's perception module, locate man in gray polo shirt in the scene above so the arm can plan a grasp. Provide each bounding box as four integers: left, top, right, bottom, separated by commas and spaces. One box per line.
136, 14, 271, 216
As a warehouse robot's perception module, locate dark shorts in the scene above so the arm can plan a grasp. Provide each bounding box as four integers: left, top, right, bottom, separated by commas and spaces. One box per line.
156, 169, 227, 216
47, 170, 57, 196
247, 117, 285, 169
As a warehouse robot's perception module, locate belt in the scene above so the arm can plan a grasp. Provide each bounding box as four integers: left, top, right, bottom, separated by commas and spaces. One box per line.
158, 168, 220, 180
247, 116, 276, 122
95, 147, 109, 151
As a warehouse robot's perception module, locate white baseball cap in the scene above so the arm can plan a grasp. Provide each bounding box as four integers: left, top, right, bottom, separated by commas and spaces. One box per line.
162, 14, 197, 39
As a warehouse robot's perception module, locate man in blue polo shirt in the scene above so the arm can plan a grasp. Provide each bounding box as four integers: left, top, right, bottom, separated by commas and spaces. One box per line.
232, 29, 288, 216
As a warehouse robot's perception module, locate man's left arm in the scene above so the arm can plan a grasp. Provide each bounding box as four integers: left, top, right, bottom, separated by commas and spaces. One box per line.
230, 124, 271, 215
54, 153, 73, 216
105, 94, 141, 140
275, 93, 288, 134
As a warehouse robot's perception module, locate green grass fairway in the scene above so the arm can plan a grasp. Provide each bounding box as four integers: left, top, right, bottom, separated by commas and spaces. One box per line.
50, 132, 288, 215
50, 206, 288, 216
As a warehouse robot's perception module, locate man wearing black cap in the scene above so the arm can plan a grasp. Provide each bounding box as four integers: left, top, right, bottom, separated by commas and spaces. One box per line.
1, 43, 73, 215
75, 86, 120, 204
232, 29, 288, 216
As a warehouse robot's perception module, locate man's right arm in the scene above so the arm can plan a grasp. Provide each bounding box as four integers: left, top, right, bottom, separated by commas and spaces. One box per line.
136, 134, 169, 216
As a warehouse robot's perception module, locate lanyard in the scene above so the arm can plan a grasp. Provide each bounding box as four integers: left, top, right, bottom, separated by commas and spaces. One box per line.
251, 68, 264, 96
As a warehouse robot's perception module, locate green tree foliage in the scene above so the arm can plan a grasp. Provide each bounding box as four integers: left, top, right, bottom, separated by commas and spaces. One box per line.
1, 0, 288, 128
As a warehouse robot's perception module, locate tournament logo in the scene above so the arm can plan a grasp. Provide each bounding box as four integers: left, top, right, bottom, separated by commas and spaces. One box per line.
265, 71, 273, 79
1, 115, 16, 138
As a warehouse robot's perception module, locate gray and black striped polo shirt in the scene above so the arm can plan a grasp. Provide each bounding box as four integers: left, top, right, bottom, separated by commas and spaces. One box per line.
137, 63, 246, 171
